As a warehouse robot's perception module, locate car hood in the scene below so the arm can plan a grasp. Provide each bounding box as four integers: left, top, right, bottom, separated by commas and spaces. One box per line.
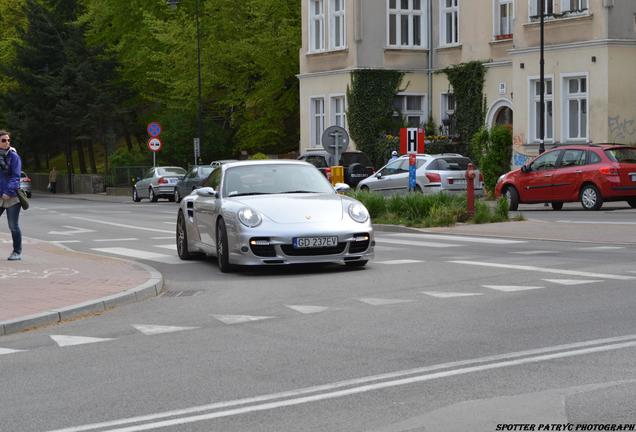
231, 193, 345, 224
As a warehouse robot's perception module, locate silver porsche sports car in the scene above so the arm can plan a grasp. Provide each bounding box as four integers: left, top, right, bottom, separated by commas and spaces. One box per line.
176, 160, 374, 272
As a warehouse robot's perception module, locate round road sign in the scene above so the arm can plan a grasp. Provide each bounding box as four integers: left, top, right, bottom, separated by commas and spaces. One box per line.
147, 122, 162, 137
147, 137, 163, 152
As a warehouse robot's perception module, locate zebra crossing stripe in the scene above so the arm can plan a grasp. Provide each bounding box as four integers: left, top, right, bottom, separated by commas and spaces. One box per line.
91, 247, 187, 264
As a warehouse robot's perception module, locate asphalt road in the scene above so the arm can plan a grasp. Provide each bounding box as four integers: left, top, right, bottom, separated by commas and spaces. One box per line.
1, 195, 636, 432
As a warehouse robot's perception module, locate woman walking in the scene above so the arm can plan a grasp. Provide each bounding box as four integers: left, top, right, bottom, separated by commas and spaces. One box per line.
0, 130, 22, 261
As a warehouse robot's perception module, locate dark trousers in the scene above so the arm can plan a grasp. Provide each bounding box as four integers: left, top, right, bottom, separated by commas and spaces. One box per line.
50, 181, 57, 193
0, 203, 21, 254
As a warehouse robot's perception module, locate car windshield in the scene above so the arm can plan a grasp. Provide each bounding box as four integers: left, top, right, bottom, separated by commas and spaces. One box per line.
605, 147, 636, 163
223, 164, 335, 197
159, 167, 186, 176
200, 166, 214, 177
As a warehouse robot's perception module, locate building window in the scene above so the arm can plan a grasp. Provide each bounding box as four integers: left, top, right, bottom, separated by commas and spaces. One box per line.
563, 76, 588, 141
330, 0, 346, 49
561, 0, 588, 14
530, 78, 553, 142
440, 0, 459, 46
529, 0, 553, 19
440, 93, 456, 135
494, 0, 513, 38
393, 94, 426, 127
311, 97, 325, 146
387, 0, 427, 48
310, 0, 325, 52
331, 95, 346, 127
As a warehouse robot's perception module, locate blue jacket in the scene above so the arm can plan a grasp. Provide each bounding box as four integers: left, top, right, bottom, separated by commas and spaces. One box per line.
0, 149, 21, 198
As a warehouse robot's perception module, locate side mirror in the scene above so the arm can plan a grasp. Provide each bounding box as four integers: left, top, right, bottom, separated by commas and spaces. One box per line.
375, 172, 382, 178
521, 165, 529, 173
196, 187, 217, 197
334, 183, 351, 193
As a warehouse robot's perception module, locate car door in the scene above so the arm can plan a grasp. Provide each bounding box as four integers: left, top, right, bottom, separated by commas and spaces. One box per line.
550, 149, 587, 201
193, 168, 222, 246
138, 168, 155, 198
519, 150, 561, 202
180, 168, 197, 196
369, 159, 408, 195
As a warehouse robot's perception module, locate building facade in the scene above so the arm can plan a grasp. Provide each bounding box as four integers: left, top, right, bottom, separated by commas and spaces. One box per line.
298, 0, 636, 167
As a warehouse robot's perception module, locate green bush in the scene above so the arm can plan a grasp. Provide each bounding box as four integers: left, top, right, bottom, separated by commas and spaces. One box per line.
109, 146, 150, 167
354, 191, 386, 219
470, 125, 512, 195
249, 152, 269, 160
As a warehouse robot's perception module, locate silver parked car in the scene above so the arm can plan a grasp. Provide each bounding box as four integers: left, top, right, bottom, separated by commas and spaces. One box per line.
176, 160, 374, 272
357, 154, 483, 196
133, 166, 186, 202
20, 171, 32, 198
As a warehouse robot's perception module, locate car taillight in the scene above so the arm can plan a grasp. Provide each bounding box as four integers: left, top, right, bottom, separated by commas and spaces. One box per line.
426, 172, 441, 183
599, 166, 619, 176
324, 167, 332, 180
158, 177, 168, 184
22, 177, 31, 182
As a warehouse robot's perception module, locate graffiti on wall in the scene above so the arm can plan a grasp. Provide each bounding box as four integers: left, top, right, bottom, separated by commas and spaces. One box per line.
511, 133, 531, 168
608, 116, 636, 143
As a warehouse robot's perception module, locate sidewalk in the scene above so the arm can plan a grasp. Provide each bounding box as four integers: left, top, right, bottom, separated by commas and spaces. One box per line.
0, 233, 163, 336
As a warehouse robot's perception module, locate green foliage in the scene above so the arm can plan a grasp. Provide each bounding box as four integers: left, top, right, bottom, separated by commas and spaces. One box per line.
470, 125, 512, 194
354, 191, 386, 219
346, 70, 404, 167
109, 145, 149, 167
494, 196, 510, 221
442, 61, 486, 156
248, 152, 268, 160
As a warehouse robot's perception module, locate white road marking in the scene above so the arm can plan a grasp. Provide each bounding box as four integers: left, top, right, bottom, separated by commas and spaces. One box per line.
45, 334, 636, 432
50, 335, 113, 347
375, 238, 460, 248
212, 315, 275, 325
358, 298, 414, 306
421, 291, 483, 298
93, 238, 139, 242
543, 279, 602, 286
557, 220, 636, 225
154, 244, 177, 251
133, 325, 198, 336
50, 240, 81, 244
163, 222, 175, 225
151, 236, 175, 240
483, 285, 545, 292
48, 226, 96, 236
579, 246, 624, 251
512, 250, 558, 255
285, 305, 330, 314
91, 247, 186, 265
0, 347, 25, 355
72, 216, 173, 234
375, 259, 423, 265
385, 233, 526, 244
449, 260, 636, 281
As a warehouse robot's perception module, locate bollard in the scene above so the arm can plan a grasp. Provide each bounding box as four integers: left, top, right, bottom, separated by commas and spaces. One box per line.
465, 162, 476, 217
331, 166, 344, 185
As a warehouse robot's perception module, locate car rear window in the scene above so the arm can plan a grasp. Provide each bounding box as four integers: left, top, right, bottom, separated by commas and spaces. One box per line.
605, 147, 636, 163
304, 155, 329, 168
428, 157, 471, 171
159, 167, 186, 176
341, 153, 372, 167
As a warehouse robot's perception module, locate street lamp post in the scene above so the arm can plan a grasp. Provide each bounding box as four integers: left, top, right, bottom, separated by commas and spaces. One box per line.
539, 0, 546, 154
167, 0, 203, 164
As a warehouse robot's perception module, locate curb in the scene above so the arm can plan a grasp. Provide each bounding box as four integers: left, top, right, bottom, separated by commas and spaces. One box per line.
0, 247, 164, 337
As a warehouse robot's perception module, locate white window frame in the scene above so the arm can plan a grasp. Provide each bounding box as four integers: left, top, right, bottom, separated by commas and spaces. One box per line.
528, 0, 553, 20
528, 75, 555, 144
394, 93, 428, 127
493, 0, 514, 38
440, 0, 459, 47
561, 72, 589, 143
330, 94, 347, 128
329, 0, 346, 50
310, 97, 326, 147
387, 0, 428, 49
440, 92, 455, 122
309, 0, 325, 52
560, 0, 588, 15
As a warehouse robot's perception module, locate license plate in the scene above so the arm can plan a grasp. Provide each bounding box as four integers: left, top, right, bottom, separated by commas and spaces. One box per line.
631, 174, 636, 182
168, 178, 177, 184
451, 179, 466, 185
293, 236, 338, 248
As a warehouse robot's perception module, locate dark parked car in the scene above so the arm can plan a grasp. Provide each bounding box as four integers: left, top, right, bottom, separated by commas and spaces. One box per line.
298, 149, 375, 187
20, 171, 32, 198
174, 165, 216, 203
495, 144, 636, 210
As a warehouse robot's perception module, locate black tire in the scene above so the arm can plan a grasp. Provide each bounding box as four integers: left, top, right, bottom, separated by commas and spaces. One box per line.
580, 184, 603, 210
346, 163, 364, 187
175, 189, 182, 203
551, 202, 563, 211
345, 260, 368, 268
359, 185, 369, 192
26, 191, 32, 198
627, 198, 636, 208
176, 211, 192, 260
132, 187, 141, 202
414, 185, 423, 193
504, 186, 519, 211
216, 218, 232, 273
149, 187, 158, 202
168, 194, 175, 203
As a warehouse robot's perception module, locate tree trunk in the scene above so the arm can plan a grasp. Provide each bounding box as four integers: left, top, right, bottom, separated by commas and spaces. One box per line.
87, 140, 97, 173
76, 141, 87, 174
121, 120, 133, 151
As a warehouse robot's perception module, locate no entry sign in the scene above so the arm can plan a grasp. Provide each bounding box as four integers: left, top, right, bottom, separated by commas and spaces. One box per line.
147, 137, 163, 152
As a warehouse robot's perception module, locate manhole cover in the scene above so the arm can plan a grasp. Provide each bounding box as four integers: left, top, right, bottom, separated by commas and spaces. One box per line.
161, 290, 204, 298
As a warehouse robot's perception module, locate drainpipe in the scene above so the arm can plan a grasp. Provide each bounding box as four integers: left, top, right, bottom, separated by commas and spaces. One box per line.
427, 0, 433, 124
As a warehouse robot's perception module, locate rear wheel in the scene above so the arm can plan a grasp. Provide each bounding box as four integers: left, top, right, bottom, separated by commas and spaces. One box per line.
345, 260, 368, 268
174, 189, 182, 203
216, 219, 232, 273
551, 202, 563, 211
132, 187, 141, 202
504, 186, 519, 211
360, 185, 369, 192
580, 184, 603, 210
627, 198, 636, 208
176, 211, 192, 260
149, 187, 158, 202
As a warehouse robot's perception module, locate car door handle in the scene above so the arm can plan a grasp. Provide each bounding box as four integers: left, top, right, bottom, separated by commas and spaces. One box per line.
543, 174, 553, 177
575, 170, 583, 173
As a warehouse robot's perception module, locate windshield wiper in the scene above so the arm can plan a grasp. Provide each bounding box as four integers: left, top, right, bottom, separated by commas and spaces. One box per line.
280, 190, 318, 194
228, 192, 273, 197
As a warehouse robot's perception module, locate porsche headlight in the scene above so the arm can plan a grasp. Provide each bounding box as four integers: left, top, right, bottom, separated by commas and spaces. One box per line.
348, 202, 369, 223
238, 207, 262, 227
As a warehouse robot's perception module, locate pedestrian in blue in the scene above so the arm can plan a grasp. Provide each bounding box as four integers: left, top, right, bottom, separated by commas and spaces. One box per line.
389, 150, 399, 162
0, 130, 22, 260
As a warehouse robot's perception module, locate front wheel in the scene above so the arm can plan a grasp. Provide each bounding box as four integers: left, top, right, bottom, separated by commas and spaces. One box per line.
176, 211, 192, 260
175, 189, 182, 203
504, 186, 519, 211
345, 260, 368, 268
132, 187, 141, 202
149, 187, 158, 202
216, 219, 233, 273
627, 198, 636, 208
580, 184, 603, 210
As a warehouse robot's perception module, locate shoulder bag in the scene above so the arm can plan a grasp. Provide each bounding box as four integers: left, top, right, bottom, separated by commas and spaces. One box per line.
16, 189, 29, 210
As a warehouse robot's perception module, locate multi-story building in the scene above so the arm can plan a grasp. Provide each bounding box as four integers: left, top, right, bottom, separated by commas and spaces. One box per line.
298, 0, 636, 167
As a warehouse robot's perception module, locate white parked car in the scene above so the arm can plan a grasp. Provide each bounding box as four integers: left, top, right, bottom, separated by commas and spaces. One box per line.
132, 166, 186, 202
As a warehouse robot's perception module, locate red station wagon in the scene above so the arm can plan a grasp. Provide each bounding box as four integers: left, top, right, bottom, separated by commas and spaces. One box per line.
495, 145, 636, 211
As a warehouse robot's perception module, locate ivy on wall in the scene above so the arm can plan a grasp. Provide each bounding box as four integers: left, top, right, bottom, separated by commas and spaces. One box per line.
442, 61, 486, 152
346, 69, 404, 167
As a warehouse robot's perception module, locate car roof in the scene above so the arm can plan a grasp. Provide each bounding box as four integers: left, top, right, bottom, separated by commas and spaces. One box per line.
223, 159, 311, 169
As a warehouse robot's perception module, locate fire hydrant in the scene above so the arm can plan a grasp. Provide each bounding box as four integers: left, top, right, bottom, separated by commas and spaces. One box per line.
465, 162, 476, 217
